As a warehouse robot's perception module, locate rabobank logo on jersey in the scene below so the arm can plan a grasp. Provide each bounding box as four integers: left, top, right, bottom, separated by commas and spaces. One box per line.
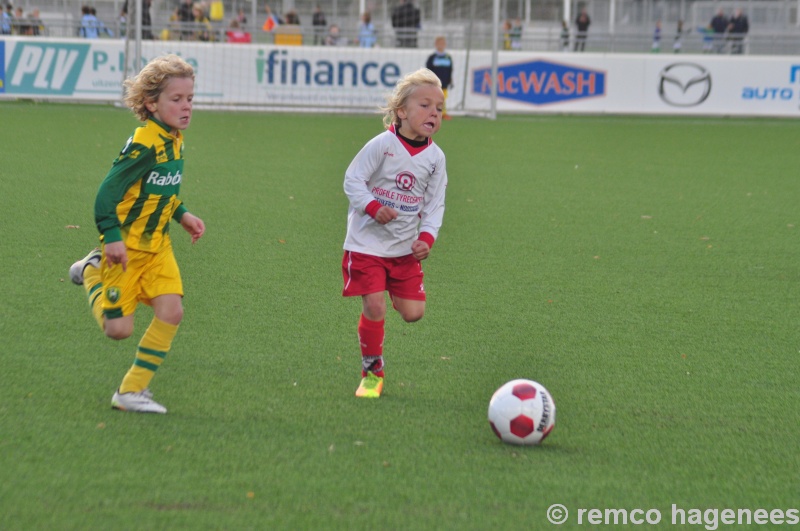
143, 168, 182, 196
472, 59, 606, 105
5, 42, 89, 95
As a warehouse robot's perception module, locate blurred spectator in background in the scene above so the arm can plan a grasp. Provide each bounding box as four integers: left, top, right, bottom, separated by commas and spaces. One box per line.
574, 7, 590, 51
727, 8, 748, 54
26, 7, 44, 35
709, 8, 728, 53
673, 19, 683, 53
79, 5, 100, 37
325, 23, 345, 45
509, 18, 522, 49
312, 4, 326, 44
283, 9, 299, 25
177, 0, 194, 39
120, 0, 153, 39
91, 7, 114, 36
12, 6, 26, 34
1, 4, 11, 35
560, 20, 570, 52
192, 2, 212, 41
236, 7, 246, 24
226, 18, 250, 42
502, 19, 512, 50
391, 0, 419, 48
358, 11, 376, 47
651, 20, 661, 52
699, 24, 713, 52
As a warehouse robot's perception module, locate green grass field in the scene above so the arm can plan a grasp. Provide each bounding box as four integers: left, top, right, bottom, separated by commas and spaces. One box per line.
1, 102, 798, 530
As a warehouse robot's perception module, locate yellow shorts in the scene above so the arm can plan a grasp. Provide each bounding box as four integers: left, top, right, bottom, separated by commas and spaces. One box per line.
100, 244, 183, 319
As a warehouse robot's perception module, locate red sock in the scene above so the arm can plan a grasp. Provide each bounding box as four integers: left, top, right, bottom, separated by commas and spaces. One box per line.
358, 314, 385, 377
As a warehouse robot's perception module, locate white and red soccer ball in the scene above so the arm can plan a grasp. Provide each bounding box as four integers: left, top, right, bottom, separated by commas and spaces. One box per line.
488, 379, 556, 445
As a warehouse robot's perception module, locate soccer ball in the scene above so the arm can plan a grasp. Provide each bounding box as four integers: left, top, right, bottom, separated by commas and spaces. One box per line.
488, 379, 556, 445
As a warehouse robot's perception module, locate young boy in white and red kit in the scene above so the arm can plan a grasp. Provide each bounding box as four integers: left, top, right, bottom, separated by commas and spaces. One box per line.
342, 68, 448, 398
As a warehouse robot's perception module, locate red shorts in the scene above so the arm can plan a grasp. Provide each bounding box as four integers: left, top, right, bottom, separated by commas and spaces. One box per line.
342, 251, 426, 301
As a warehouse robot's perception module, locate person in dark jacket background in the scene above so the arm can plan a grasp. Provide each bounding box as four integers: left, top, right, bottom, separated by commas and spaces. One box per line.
727, 8, 748, 54
391, 0, 420, 48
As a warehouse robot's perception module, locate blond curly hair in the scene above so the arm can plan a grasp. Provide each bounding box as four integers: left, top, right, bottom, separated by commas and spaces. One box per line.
382, 68, 442, 129
123, 54, 195, 122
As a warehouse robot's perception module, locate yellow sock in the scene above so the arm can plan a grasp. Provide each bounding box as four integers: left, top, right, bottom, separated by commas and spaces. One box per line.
119, 317, 179, 394
83, 265, 104, 331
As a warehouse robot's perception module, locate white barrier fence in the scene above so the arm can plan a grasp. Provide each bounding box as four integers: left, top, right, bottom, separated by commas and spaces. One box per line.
2, 36, 799, 117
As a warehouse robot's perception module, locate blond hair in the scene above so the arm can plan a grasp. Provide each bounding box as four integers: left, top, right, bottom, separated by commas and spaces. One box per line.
382, 68, 442, 129
123, 54, 195, 122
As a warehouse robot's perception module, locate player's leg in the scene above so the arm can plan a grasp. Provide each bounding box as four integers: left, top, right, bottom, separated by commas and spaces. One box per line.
390, 296, 426, 323
70, 248, 107, 331
97, 247, 138, 340
356, 295, 386, 398
387, 254, 427, 323
343, 251, 388, 397
113, 249, 183, 413
359, 291, 387, 379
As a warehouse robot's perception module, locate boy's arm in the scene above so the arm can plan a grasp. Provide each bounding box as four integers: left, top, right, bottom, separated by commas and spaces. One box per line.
417, 155, 448, 248
179, 211, 205, 243
343, 136, 385, 218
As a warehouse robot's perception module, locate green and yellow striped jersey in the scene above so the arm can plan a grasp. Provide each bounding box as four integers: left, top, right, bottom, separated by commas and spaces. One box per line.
95, 118, 189, 253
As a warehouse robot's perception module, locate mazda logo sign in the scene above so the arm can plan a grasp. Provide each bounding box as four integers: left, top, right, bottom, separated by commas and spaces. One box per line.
659, 63, 712, 107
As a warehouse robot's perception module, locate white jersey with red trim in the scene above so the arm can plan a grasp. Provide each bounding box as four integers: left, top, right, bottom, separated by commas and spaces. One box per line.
343, 127, 448, 258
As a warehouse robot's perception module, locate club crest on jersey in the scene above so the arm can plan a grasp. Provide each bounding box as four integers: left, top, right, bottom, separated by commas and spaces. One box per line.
106, 287, 121, 303
395, 172, 416, 191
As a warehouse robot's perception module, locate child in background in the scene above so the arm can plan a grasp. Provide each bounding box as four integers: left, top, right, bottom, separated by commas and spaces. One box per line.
425, 36, 453, 120
357, 11, 376, 48
69, 54, 205, 414
652, 20, 662, 52
342, 68, 448, 398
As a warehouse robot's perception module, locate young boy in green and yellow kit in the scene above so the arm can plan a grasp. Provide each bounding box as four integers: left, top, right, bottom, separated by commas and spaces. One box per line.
70, 54, 205, 414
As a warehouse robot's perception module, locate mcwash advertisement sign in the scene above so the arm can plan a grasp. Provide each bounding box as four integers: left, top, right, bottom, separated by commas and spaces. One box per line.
472, 59, 606, 106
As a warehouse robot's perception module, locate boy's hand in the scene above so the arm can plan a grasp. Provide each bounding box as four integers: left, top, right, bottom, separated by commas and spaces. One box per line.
181, 212, 206, 244
411, 240, 430, 260
105, 240, 128, 272
375, 206, 398, 225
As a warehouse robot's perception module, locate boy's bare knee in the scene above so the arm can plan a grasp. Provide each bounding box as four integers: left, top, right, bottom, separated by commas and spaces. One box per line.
105, 328, 132, 340
104, 320, 133, 340
401, 309, 425, 323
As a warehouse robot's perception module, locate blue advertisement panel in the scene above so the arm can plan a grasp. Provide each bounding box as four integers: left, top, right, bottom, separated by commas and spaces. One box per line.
472, 59, 606, 106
